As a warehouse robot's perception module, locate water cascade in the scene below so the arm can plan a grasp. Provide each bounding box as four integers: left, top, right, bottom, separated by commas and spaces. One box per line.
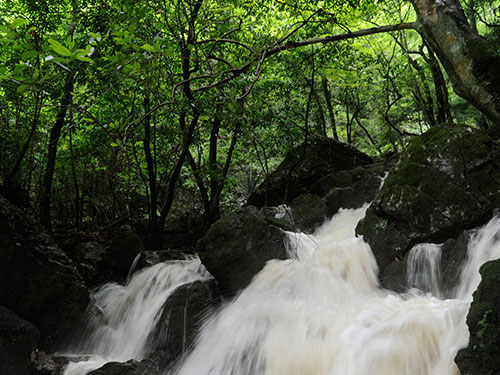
61, 207, 500, 375
407, 243, 443, 297
170, 208, 500, 375
62, 257, 211, 375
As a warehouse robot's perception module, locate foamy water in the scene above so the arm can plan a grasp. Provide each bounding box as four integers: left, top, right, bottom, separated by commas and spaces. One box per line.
170, 208, 500, 375
61, 257, 211, 375
61, 208, 500, 375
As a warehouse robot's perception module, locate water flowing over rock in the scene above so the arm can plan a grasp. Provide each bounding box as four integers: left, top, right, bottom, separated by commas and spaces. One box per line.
169, 208, 500, 375
0, 306, 39, 375
172, 206, 500, 375
0, 195, 89, 347
146, 279, 220, 368
357, 124, 500, 290
61, 257, 213, 375
247, 135, 374, 207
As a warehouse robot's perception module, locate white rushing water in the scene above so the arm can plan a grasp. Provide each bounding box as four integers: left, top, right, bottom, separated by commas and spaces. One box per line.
62, 257, 212, 375
170, 208, 500, 375
407, 243, 443, 298
61, 208, 500, 375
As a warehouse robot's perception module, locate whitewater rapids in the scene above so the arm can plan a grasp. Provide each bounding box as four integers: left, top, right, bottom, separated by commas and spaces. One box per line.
61, 205, 500, 375
170, 206, 500, 375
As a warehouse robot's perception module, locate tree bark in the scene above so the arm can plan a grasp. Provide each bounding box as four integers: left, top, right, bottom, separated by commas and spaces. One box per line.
143, 93, 159, 237
411, 0, 500, 125
40, 73, 74, 230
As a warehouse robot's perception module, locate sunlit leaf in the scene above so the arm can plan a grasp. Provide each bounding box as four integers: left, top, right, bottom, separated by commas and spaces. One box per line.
48, 39, 72, 57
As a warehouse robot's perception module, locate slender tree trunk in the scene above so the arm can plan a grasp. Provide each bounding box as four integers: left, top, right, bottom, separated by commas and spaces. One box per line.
322, 77, 339, 140
40, 73, 74, 230
69, 125, 81, 226
143, 93, 159, 242
411, 0, 500, 125
425, 45, 453, 123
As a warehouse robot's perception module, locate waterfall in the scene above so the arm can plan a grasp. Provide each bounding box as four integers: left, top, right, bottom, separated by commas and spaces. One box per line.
407, 243, 443, 297
170, 210, 500, 375
61, 257, 211, 375
60, 209, 500, 375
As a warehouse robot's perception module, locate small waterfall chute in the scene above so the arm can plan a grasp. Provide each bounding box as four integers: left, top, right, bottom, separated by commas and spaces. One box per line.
61, 256, 212, 375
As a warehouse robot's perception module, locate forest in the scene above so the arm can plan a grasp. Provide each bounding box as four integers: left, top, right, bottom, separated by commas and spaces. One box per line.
1, 0, 499, 243
2, 0, 500, 374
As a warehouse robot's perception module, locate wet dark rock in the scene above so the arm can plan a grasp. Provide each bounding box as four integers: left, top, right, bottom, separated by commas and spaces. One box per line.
197, 206, 289, 296
441, 231, 473, 297
0, 306, 39, 375
0, 196, 89, 348
357, 125, 500, 287
87, 359, 158, 375
146, 279, 221, 368
71, 241, 107, 287
290, 193, 327, 233
377, 230, 472, 296
137, 249, 190, 270
30, 351, 68, 375
456, 259, 500, 375
247, 135, 373, 207
101, 232, 144, 280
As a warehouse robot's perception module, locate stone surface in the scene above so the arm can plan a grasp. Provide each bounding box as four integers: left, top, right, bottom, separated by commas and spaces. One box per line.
197, 206, 289, 296
0, 195, 89, 348
137, 249, 189, 270
290, 193, 327, 233
247, 135, 373, 207
357, 125, 500, 287
376, 230, 472, 296
146, 279, 221, 367
0, 306, 39, 375
71, 241, 107, 287
456, 259, 500, 375
101, 232, 145, 281
87, 359, 158, 375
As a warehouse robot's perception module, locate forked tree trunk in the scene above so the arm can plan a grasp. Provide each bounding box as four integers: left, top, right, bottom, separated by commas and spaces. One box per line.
410, 0, 500, 125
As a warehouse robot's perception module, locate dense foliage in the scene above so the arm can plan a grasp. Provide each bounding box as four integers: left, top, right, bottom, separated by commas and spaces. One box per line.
1, 0, 499, 244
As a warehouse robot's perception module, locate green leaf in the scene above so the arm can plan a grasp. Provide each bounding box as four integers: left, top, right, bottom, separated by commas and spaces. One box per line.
76, 55, 92, 62
21, 50, 39, 59
12, 19, 29, 28
48, 39, 71, 57
141, 44, 156, 53
17, 84, 30, 93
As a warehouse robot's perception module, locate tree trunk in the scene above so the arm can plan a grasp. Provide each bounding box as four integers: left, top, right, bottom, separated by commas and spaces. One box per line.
39, 73, 74, 230
143, 93, 159, 241
322, 77, 339, 140
411, 0, 500, 125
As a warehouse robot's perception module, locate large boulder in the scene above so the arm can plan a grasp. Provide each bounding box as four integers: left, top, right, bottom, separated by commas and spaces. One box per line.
71, 241, 107, 287
0, 195, 89, 347
356, 125, 500, 289
197, 206, 290, 296
146, 279, 221, 368
247, 135, 373, 207
456, 259, 500, 374
0, 306, 39, 375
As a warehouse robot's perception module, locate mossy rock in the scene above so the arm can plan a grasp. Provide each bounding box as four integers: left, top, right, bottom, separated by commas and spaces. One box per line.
290, 193, 327, 233
456, 259, 500, 374
197, 206, 289, 296
357, 124, 499, 289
